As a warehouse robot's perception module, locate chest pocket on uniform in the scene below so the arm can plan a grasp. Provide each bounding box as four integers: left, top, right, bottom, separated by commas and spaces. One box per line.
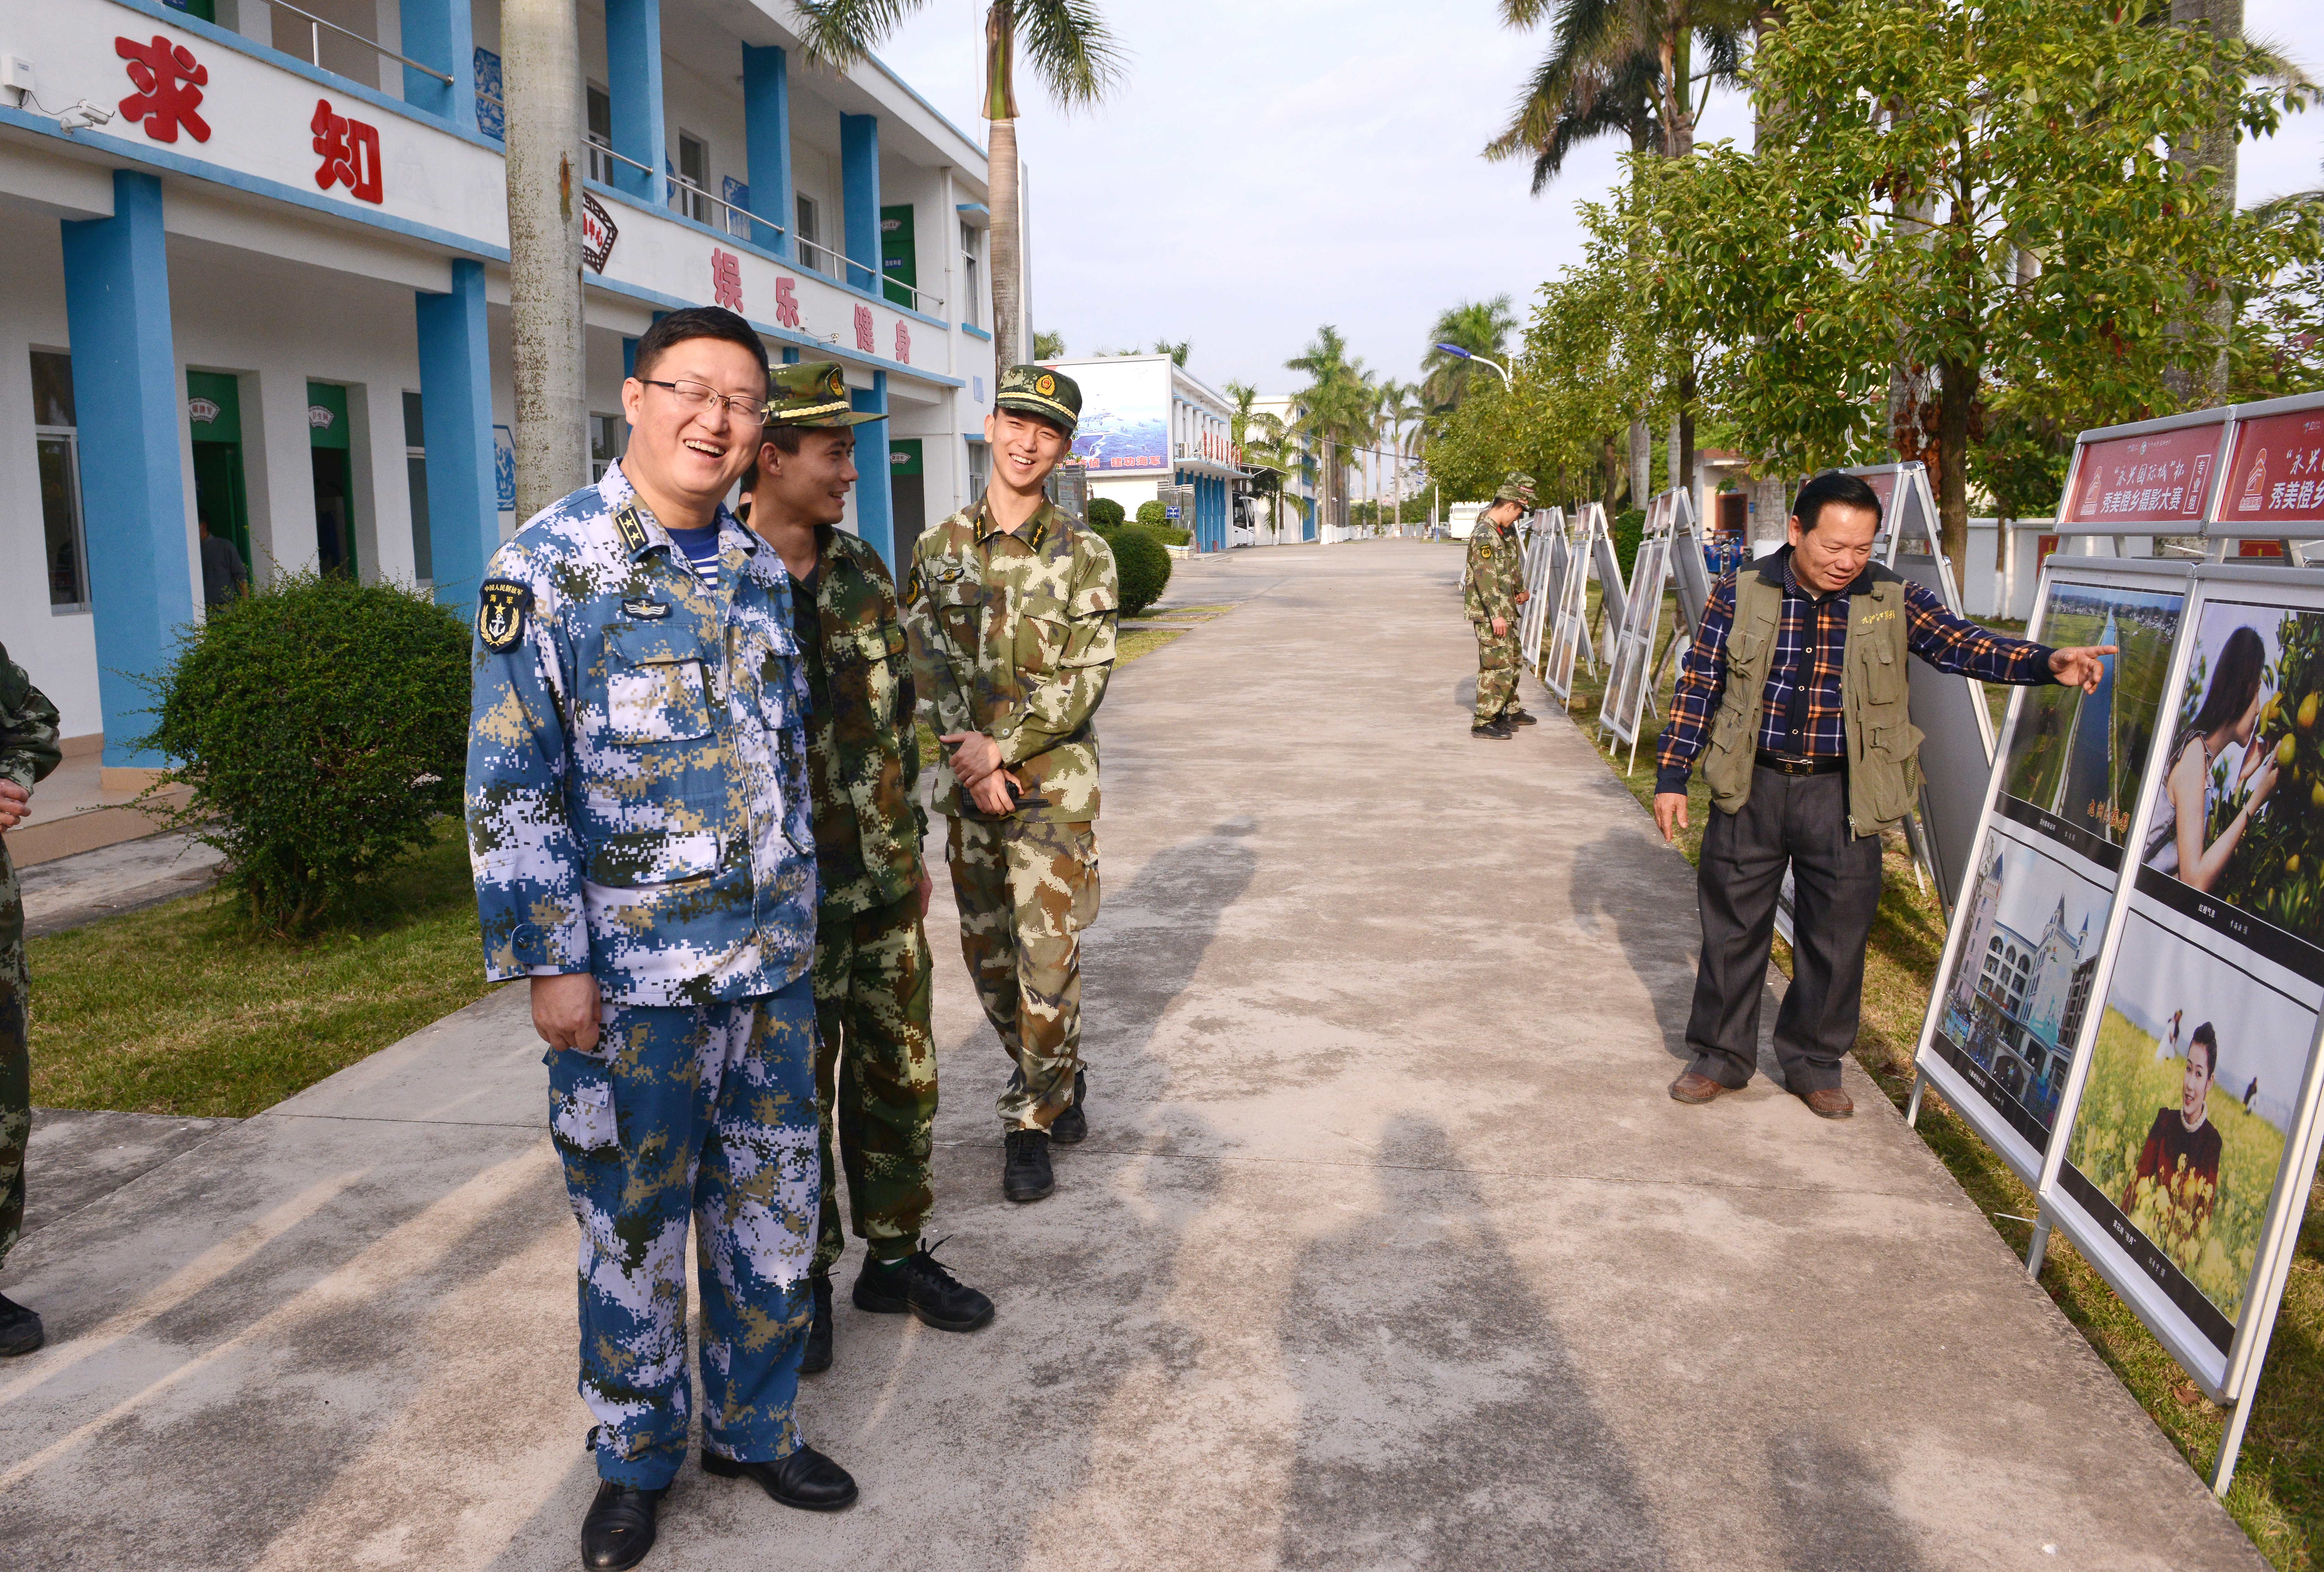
604, 624, 714, 743
930, 566, 980, 645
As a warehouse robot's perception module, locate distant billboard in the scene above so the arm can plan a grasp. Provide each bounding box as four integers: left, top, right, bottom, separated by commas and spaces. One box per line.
1056, 358, 1167, 473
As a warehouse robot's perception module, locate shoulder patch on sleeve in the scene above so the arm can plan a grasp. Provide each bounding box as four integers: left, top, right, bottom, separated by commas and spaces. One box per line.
477, 578, 532, 652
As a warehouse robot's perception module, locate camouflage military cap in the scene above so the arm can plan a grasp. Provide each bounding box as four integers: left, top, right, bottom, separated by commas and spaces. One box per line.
1494, 472, 1537, 506
765, 361, 885, 428
996, 365, 1080, 436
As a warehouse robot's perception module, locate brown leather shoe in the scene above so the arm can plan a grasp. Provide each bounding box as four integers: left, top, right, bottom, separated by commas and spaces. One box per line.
1668, 1070, 1733, 1104
1802, 1087, 1855, 1119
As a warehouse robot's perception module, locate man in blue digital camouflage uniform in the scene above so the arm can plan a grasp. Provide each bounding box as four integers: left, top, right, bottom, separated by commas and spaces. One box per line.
465, 306, 856, 1572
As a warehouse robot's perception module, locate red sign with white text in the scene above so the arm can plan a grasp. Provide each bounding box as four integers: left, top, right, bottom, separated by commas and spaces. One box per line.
2220, 408, 2324, 527
2064, 422, 2224, 526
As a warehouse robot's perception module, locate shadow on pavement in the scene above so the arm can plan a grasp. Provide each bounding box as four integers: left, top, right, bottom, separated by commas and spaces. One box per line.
1277, 1115, 1669, 1570
1766, 1429, 1936, 1572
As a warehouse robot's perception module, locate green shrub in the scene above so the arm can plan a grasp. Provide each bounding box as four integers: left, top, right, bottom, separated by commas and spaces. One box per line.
140, 571, 471, 935
1611, 507, 1645, 578
1087, 496, 1125, 529
1108, 525, 1173, 619
1148, 525, 1192, 547
1134, 500, 1167, 529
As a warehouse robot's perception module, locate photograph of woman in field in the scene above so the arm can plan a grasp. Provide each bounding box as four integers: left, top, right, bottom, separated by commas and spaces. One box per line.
2143, 623, 2276, 891
2119, 1021, 2224, 1222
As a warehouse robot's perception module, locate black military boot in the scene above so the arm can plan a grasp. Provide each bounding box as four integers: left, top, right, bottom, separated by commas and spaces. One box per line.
1471, 717, 1513, 739
1501, 706, 1538, 726
852, 1240, 995, 1331
1049, 1070, 1088, 1145
0, 1294, 44, 1357
702, 1444, 858, 1511
581, 1479, 667, 1571
799, 1274, 833, 1375
1003, 1129, 1054, 1203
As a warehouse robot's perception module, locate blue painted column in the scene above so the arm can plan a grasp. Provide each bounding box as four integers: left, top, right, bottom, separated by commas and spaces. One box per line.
622, 336, 639, 379
604, 0, 665, 203
60, 171, 193, 769
852, 372, 895, 569
742, 45, 793, 257
415, 259, 499, 609
840, 113, 880, 294
399, 0, 476, 126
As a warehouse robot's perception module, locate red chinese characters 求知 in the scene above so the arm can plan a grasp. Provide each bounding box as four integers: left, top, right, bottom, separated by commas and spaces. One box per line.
853, 305, 875, 353
116, 35, 210, 144
711, 249, 743, 313
311, 99, 384, 204
894, 322, 910, 365
774, 277, 800, 330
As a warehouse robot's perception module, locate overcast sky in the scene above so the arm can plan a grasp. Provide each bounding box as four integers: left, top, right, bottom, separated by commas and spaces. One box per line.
873, 0, 2324, 400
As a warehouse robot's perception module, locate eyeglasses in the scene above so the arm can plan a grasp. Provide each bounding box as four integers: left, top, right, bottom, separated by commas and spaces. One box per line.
637, 378, 768, 427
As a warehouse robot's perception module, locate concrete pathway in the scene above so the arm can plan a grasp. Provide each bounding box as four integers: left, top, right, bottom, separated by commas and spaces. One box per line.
19, 830, 224, 937
0, 542, 2264, 1570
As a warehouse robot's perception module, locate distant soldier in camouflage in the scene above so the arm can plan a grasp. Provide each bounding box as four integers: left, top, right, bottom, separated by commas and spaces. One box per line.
745, 361, 994, 1376
0, 644, 61, 1359
1465, 471, 1537, 739
465, 308, 855, 1572
904, 365, 1118, 1205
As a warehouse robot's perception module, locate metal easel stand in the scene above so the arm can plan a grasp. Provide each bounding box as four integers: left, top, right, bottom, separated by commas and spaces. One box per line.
1904, 1068, 1926, 1128
2022, 1211, 2052, 1277
2212, 1383, 2259, 1498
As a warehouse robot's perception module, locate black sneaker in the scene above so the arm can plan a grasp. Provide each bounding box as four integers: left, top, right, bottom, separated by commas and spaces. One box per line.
1501, 707, 1538, 726
0, 1295, 44, 1358
1003, 1129, 1054, 1203
799, 1274, 833, 1375
1049, 1070, 1088, 1145
1471, 718, 1513, 739
852, 1240, 995, 1331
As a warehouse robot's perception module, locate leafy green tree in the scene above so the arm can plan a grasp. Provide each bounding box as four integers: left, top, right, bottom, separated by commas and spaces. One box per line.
1033, 329, 1067, 359
1286, 324, 1378, 531
795, 0, 1121, 365
1641, 0, 2315, 564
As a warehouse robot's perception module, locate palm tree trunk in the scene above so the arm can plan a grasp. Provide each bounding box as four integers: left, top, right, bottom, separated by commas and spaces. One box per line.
502, 0, 587, 521
983, 1, 1024, 361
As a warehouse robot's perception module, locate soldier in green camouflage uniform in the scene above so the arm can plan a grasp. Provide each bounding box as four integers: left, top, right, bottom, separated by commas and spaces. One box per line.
1465, 471, 1537, 739
0, 644, 62, 1357
904, 365, 1119, 1205
745, 363, 995, 1374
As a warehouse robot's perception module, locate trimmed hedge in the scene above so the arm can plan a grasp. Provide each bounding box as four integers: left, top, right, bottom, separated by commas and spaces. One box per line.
1087, 496, 1126, 529
1095, 523, 1173, 619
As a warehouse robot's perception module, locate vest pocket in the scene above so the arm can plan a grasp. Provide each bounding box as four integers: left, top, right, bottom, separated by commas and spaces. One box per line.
1856, 722, 1925, 823
1864, 640, 1906, 705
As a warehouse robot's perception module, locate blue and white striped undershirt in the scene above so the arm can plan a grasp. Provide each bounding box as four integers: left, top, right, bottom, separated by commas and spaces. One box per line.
664, 523, 723, 589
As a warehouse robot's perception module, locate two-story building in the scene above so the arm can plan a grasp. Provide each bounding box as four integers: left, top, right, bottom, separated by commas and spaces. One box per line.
2, 0, 1019, 781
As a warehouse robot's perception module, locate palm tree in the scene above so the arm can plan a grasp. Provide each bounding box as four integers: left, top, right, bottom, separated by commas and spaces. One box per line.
1286, 325, 1376, 537
1420, 297, 1516, 415
1151, 338, 1191, 367
1241, 409, 1301, 542
1380, 380, 1425, 533
794, 0, 1121, 365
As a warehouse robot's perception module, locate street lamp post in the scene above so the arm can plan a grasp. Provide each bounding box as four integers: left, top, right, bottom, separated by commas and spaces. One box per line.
1433, 342, 1511, 391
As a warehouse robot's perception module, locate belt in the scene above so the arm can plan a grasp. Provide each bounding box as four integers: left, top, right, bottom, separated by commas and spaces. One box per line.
1756, 749, 1843, 777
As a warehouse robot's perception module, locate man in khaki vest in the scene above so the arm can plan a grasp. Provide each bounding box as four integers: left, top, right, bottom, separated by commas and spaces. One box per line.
1651, 471, 2112, 1118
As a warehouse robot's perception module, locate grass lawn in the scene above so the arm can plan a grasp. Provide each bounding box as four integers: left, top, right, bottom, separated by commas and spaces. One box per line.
27, 820, 498, 1119
1554, 582, 2324, 1570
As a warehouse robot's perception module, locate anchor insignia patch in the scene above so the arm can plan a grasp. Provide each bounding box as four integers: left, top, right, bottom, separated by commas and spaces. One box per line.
477, 578, 531, 652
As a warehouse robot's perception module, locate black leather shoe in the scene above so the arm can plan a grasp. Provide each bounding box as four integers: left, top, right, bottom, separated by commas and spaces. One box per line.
1501, 707, 1538, 726
852, 1240, 995, 1331
702, 1445, 858, 1512
1049, 1070, 1088, 1145
799, 1274, 832, 1375
1003, 1129, 1054, 1203
581, 1479, 666, 1570
0, 1295, 44, 1358
1471, 718, 1513, 739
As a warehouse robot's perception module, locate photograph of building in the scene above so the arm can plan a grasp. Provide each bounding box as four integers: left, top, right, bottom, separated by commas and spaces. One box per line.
1940, 836, 2108, 1131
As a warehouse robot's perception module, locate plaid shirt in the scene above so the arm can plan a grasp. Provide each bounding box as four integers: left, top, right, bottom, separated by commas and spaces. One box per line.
1654, 547, 2057, 796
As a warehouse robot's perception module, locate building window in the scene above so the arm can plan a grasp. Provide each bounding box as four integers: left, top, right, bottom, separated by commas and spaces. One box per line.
591, 413, 624, 481
30, 351, 89, 611
795, 194, 822, 267
966, 440, 989, 505
404, 390, 431, 582
960, 222, 981, 328
586, 85, 613, 185
675, 132, 711, 225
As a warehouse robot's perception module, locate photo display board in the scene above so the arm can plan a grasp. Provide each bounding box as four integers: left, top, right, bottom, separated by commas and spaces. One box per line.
1519, 507, 1563, 668
2040, 565, 2324, 1402
1543, 503, 1603, 703
1670, 488, 1712, 639
1593, 521, 1630, 670
1601, 495, 1675, 759
1911, 557, 2193, 1185
2216, 402, 2324, 535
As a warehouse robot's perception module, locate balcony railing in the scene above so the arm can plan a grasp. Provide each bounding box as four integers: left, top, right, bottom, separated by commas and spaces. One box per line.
266, 0, 453, 82
591, 142, 786, 247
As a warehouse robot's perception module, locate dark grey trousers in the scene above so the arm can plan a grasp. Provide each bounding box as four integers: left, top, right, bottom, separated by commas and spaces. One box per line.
1685, 767, 1885, 1094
